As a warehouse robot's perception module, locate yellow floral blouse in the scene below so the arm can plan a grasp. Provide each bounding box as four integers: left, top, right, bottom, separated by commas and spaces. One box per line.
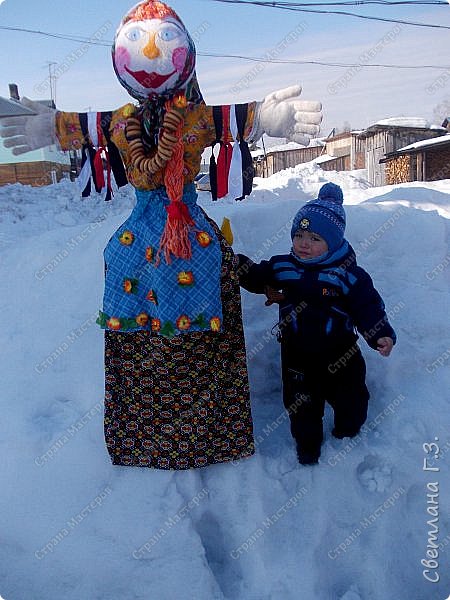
55, 102, 256, 190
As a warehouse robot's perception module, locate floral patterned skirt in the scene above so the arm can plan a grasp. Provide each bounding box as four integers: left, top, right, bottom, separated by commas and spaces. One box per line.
103, 235, 255, 469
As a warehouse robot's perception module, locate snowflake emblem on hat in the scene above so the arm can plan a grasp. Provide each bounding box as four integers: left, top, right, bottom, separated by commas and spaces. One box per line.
300, 218, 310, 229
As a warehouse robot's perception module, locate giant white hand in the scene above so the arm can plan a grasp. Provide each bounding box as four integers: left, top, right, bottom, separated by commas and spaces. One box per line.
0, 97, 57, 155
256, 85, 322, 146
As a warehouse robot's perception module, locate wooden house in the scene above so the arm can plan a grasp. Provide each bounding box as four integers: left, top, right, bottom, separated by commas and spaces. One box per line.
381, 134, 450, 184
358, 118, 445, 186
253, 141, 324, 178
324, 131, 366, 171
0, 141, 74, 187
0, 90, 74, 187
313, 153, 349, 172
252, 131, 367, 179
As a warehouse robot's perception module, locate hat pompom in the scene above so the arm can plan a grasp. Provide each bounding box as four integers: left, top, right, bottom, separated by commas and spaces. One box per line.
318, 182, 344, 205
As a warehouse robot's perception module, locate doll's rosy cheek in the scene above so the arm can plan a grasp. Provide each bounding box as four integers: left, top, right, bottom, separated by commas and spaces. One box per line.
172, 47, 188, 72
114, 46, 131, 75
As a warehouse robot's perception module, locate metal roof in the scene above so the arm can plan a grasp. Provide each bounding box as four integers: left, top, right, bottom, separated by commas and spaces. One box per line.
0, 96, 36, 118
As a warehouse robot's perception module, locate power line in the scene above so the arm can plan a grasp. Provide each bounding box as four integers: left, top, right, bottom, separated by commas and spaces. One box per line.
203, 0, 450, 29
200, 51, 450, 69
205, 0, 448, 5
0, 25, 111, 46
0, 25, 448, 70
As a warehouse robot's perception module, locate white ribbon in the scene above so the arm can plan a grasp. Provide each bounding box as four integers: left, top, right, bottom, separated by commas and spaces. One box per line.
87, 111, 99, 148
77, 159, 92, 192
77, 112, 101, 193
227, 105, 243, 200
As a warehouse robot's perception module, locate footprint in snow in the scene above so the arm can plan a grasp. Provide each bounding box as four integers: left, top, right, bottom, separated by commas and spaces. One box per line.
356, 454, 393, 493
398, 419, 428, 444
339, 586, 362, 600
30, 396, 77, 442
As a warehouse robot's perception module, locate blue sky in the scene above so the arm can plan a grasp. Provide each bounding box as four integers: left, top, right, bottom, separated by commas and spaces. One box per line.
0, 0, 449, 134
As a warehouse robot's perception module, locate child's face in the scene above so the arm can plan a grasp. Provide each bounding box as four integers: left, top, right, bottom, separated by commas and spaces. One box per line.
293, 230, 328, 259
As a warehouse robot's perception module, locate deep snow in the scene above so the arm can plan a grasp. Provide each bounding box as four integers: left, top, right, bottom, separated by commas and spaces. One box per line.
1, 162, 449, 600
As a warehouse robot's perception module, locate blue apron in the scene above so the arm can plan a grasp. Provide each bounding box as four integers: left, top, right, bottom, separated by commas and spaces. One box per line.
97, 184, 223, 337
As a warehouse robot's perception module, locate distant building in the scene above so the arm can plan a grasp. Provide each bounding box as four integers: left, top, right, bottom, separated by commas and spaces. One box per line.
252, 131, 367, 179
324, 131, 366, 171
381, 134, 450, 184
0, 140, 75, 187
312, 152, 349, 172
253, 140, 325, 178
0, 86, 76, 187
358, 118, 445, 186
0, 96, 36, 118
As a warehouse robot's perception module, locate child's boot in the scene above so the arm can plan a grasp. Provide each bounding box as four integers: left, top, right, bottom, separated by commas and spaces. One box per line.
296, 444, 320, 465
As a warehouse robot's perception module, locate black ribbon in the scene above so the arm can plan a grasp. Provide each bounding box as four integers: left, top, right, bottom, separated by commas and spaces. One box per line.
79, 113, 101, 196
100, 112, 128, 201
209, 105, 224, 201
235, 103, 254, 200
78, 112, 129, 200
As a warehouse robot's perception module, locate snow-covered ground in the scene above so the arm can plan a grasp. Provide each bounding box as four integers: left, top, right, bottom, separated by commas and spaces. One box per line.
1, 163, 449, 600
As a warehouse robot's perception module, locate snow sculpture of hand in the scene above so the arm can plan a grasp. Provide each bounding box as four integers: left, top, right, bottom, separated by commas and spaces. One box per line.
255, 85, 322, 146
0, 98, 57, 155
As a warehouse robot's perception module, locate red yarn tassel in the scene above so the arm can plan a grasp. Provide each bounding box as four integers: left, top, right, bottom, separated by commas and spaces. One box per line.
157, 96, 193, 264
166, 201, 194, 224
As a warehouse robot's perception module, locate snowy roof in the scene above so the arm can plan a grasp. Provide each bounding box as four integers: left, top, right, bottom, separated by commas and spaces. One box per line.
264, 141, 305, 153
307, 138, 326, 148
325, 131, 353, 142
0, 96, 36, 118
359, 117, 440, 137
375, 117, 430, 128
261, 139, 325, 154
312, 153, 338, 164
394, 133, 450, 153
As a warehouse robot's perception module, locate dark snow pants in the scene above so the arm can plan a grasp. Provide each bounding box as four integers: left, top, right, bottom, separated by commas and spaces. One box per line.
281, 343, 370, 457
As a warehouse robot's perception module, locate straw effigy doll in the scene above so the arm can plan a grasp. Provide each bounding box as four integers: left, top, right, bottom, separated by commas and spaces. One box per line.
0, 0, 322, 469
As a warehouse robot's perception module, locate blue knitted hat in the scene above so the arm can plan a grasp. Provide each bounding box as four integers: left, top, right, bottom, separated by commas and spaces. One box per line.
291, 183, 346, 252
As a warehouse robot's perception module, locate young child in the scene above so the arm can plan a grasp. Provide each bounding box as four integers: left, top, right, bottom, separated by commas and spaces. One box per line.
238, 182, 396, 465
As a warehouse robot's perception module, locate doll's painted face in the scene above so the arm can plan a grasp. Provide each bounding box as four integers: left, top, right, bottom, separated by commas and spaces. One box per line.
113, 14, 195, 100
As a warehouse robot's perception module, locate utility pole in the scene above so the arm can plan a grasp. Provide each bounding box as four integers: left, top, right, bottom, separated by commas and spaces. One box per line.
45, 61, 57, 107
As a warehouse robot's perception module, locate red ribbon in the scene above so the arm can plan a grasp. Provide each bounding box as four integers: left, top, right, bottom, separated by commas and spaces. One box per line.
93, 147, 105, 190
216, 105, 233, 198
216, 142, 233, 198
166, 201, 194, 224
92, 113, 113, 198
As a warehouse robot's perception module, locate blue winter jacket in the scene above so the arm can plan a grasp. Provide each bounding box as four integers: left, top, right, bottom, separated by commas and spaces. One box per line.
238, 241, 396, 358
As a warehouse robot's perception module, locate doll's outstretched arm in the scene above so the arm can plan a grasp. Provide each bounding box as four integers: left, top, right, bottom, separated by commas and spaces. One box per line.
0, 98, 57, 154
250, 85, 322, 146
